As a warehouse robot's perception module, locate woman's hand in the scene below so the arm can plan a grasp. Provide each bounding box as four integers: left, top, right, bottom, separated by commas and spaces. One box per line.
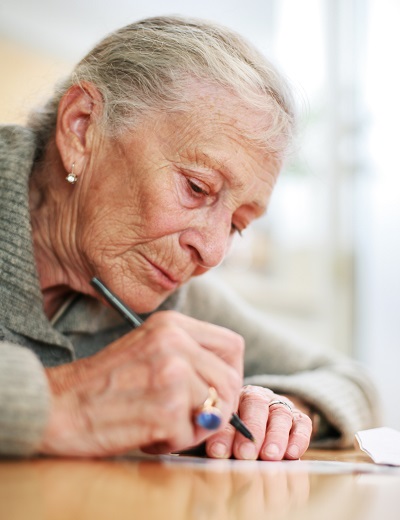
39, 311, 244, 457
204, 385, 312, 460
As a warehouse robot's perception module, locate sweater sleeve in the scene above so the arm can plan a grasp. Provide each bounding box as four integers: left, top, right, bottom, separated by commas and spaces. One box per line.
0, 341, 50, 456
178, 274, 382, 448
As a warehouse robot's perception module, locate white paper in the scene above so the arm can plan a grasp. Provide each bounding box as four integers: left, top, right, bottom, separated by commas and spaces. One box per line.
159, 454, 399, 474
355, 426, 400, 466
122, 450, 400, 475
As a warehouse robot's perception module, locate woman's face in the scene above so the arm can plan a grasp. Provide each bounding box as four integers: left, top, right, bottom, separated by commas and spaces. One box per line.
77, 87, 281, 312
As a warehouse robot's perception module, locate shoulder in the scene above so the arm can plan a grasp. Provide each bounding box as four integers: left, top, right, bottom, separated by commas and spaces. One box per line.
0, 124, 36, 148
0, 125, 37, 180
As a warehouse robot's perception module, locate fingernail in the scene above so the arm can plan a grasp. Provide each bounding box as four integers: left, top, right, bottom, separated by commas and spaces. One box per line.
264, 443, 280, 459
239, 443, 257, 460
209, 442, 228, 458
286, 445, 300, 459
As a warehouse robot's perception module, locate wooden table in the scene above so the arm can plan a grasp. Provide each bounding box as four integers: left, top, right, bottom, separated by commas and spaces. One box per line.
1, 449, 399, 520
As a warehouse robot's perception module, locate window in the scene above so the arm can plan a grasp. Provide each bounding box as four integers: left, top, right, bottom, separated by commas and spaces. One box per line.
218, 0, 367, 355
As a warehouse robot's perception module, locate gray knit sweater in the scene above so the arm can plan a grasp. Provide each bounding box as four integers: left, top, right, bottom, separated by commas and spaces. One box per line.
0, 125, 381, 456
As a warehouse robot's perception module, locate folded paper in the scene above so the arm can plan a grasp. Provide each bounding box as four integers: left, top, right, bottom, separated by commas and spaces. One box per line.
355, 427, 400, 466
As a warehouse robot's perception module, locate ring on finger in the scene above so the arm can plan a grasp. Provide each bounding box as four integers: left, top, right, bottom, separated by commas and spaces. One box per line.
195, 387, 222, 430
268, 399, 293, 414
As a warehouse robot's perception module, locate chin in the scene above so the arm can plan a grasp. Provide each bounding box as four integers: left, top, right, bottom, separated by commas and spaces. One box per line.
128, 288, 177, 314
153, 289, 183, 313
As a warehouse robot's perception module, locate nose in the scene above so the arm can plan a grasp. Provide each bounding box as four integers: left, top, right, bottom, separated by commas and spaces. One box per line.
179, 210, 233, 269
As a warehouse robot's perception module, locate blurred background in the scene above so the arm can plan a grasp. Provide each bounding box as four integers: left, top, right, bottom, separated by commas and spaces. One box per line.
1, 0, 399, 428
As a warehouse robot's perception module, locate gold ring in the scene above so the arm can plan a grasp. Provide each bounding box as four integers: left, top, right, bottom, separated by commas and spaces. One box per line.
268, 399, 293, 413
195, 387, 222, 430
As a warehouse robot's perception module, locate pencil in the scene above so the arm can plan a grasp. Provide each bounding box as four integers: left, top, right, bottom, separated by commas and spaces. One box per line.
90, 276, 255, 442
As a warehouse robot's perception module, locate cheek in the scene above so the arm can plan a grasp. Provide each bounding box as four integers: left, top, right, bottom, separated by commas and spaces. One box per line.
78, 212, 134, 259
142, 205, 191, 238
76, 185, 142, 250
139, 182, 192, 238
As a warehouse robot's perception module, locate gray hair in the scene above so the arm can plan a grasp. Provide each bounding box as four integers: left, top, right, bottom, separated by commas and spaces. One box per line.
28, 16, 296, 158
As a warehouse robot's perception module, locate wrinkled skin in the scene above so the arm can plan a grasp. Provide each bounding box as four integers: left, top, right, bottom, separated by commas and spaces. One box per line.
30, 80, 312, 458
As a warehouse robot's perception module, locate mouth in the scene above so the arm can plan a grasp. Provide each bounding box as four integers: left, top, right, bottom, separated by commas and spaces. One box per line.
144, 256, 181, 291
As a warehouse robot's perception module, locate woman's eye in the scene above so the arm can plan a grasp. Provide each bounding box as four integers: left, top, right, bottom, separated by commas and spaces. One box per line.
231, 223, 243, 237
187, 179, 209, 197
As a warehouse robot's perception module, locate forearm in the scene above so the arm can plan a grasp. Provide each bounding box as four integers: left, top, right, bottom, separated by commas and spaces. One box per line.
0, 342, 50, 456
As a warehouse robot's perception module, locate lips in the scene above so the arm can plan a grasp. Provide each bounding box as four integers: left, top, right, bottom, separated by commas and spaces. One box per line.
153, 262, 179, 283
143, 256, 184, 290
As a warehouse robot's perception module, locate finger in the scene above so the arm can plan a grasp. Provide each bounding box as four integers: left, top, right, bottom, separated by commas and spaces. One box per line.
103, 356, 231, 453
93, 312, 243, 381
96, 320, 242, 419
206, 386, 274, 460
284, 411, 312, 459
145, 311, 245, 374
260, 401, 294, 460
45, 355, 213, 456
204, 422, 236, 459
136, 321, 243, 414
231, 386, 274, 460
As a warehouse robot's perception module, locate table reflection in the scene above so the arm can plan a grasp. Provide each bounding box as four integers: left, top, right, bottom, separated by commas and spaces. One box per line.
0, 452, 397, 520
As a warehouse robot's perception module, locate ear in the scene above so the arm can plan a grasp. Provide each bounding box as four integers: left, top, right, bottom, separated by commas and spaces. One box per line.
55, 82, 104, 174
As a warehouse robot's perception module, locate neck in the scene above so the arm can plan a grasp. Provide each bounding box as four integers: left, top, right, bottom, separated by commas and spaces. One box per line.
29, 145, 82, 318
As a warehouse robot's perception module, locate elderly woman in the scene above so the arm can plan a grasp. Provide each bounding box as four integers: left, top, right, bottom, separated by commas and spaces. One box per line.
0, 16, 379, 459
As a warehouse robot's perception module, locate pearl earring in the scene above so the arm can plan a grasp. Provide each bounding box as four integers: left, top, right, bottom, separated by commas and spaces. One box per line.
65, 163, 78, 184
